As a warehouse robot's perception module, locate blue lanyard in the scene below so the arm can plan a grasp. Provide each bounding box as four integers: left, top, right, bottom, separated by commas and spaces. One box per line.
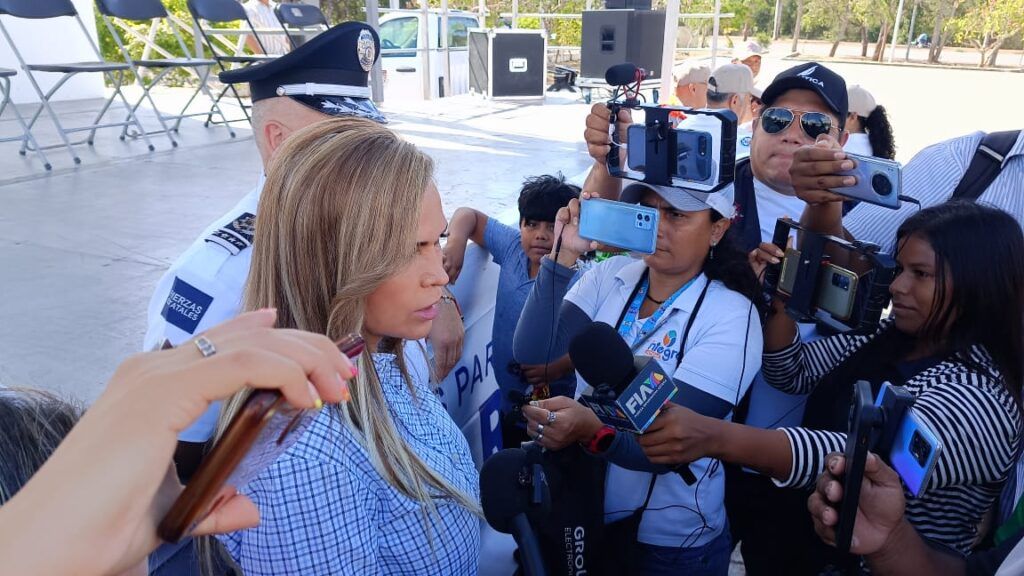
617, 275, 697, 348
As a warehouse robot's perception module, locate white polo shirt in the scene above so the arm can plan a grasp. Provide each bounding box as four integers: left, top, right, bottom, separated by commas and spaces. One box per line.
565, 255, 762, 546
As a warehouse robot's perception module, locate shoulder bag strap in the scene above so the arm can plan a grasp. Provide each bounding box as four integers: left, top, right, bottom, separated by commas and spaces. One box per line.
675, 279, 711, 369
950, 130, 1021, 201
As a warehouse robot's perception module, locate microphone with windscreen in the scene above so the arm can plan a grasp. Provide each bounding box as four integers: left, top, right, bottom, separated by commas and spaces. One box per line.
570, 322, 697, 485
604, 62, 647, 87
481, 447, 550, 576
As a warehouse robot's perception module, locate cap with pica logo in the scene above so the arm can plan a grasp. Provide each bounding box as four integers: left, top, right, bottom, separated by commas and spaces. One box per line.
219, 22, 385, 123
760, 62, 848, 129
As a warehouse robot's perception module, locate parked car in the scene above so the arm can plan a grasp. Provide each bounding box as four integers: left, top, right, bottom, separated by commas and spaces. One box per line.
378, 9, 481, 101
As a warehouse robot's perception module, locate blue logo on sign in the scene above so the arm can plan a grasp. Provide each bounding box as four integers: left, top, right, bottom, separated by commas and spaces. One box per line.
161, 277, 213, 334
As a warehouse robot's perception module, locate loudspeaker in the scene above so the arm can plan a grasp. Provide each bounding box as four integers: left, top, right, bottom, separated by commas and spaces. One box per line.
469, 29, 547, 99
580, 10, 665, 81
604, 0, 652, 9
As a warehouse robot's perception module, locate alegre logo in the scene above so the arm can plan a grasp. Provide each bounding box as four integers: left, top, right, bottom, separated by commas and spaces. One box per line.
662, 330, 677, 347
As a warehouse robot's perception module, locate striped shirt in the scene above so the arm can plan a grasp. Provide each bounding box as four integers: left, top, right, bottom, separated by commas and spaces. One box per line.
217, 353, 481, 575
844, 130, 1024, 255
763, 321, 1022, 553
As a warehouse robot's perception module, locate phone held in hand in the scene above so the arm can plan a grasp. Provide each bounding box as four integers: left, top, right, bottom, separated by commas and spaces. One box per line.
876, 384, 942, 497
832, 153, 902, 209
157, 334, 365, 543
578, 198, 659, 254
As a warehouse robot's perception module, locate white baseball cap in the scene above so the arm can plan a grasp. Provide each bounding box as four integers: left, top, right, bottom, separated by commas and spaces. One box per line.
847, 84, 877, 117
620, 181, 736, 219
709, 63, 755, 95
734, 40, 765, 62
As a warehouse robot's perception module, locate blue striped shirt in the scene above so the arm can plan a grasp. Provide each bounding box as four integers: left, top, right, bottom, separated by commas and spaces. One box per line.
217, 353, 481, 575
844, 130, 1024, 254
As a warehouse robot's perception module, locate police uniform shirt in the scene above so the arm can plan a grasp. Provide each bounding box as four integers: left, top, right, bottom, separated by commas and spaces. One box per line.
144, 175, 263, 441
564, 255, 762, 547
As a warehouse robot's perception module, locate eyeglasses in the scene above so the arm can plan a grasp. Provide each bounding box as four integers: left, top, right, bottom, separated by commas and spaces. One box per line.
759, 107, 835, 140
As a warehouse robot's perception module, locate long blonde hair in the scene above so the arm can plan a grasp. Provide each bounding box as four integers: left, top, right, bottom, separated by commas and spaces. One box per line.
217, 117, 479, 516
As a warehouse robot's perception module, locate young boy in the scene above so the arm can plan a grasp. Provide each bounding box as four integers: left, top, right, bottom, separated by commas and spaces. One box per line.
443, 174, 580, 448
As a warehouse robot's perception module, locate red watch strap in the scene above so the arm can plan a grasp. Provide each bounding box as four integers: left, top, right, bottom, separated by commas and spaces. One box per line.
584, 425, 616, 453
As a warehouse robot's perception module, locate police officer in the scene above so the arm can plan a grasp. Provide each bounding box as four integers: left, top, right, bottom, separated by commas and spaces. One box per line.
144, 23, 465, 461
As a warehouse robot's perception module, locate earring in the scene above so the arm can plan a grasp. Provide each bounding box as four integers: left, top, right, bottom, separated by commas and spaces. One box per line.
709, 241, 717, 260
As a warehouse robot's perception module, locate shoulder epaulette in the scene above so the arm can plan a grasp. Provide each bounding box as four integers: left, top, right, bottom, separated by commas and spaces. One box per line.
205, 211, 256, 256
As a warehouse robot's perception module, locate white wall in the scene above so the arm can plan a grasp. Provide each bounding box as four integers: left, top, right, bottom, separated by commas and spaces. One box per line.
0, 0, 106, 104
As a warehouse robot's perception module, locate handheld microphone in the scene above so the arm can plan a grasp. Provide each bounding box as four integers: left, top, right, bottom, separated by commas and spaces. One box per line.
481, 448, 550, 576
604, 62, 646, 87
569, 322, 697, 485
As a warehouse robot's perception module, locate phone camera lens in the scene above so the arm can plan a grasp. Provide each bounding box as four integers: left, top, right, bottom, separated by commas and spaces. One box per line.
637, 214, 643, 220
871, 172, 893, 197
644, 215, 650, 222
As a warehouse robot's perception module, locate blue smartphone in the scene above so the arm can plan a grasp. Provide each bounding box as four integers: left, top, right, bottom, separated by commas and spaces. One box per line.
875, 383, 943, 497
889, 409, 942, 497
833, 153, 902, 209
579, 198, 659, 254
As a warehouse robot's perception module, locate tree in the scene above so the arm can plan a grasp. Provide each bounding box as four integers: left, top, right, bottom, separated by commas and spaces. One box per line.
952, 0, 1024, 67
791, 0, 805, 52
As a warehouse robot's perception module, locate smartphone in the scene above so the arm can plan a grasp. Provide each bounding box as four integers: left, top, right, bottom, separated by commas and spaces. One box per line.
673, 129, 712, 182
579, 198, 659, 254
624, 125, 712, 184
889, 409, 942, 497
837, 380, 881, 555
832, 153, 902, 209
816, 263, 859, 321
777, 247, 802, 296
157, 334, 365, 543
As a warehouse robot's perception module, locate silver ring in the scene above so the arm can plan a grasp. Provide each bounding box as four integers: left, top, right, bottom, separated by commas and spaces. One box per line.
194, 335, 217, 358
537, 424, 545, 435
547, 411, 557, 425
536, 432, 544, 442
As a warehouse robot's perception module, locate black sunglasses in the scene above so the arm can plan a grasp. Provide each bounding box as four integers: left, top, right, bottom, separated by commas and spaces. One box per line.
759, 107, 835, 140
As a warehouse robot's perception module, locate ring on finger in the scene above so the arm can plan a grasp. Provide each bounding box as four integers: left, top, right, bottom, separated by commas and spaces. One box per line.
537, 424, 545, 435
547, 411, 557, 425
194, 335, 217, 358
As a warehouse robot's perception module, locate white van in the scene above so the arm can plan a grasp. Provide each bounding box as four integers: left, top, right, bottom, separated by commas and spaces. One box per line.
378, 10, 481, 101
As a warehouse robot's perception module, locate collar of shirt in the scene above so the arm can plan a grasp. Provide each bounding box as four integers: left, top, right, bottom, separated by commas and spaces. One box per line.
612, 258, 709, 319
1005, 130, 1024, 164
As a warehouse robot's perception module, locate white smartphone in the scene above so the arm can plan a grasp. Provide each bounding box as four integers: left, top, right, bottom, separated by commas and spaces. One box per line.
832, 153, 902, 209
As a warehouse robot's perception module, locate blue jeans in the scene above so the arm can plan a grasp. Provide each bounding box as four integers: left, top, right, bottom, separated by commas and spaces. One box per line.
633, 526, 732, 576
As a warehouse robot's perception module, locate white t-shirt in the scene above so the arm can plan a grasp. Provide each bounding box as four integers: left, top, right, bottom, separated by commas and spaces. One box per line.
753, 178, 805, 243
843, 133, 873, 157
242, 0, 290, 55
565, 255, 762, 547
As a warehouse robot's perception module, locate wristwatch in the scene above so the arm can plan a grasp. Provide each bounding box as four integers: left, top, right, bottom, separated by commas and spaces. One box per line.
583, 425, 616, 454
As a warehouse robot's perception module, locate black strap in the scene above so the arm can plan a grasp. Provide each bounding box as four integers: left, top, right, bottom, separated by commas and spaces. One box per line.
950, 131, 1021, 201
640, 474, 658, 510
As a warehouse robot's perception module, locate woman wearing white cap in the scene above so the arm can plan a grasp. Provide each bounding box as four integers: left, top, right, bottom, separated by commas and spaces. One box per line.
513, 184, 763, 575
844, 85, 896, 159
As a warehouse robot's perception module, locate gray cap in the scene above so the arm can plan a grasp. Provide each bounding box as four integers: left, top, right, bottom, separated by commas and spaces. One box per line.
621, 181, 736, 219
673, 61, 711, 86
709, 63, 755, 95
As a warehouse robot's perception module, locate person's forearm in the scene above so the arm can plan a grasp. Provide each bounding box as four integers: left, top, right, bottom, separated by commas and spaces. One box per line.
763, 298, 798, 353
867, 519, 966, 576
582, 162, 622, 201
602, 431, 672, 473
799, 201, 845, 239
704, 417, 794, 481
448, 207, 485, 247
513, 259, 588, 364
245, 34, 263, 54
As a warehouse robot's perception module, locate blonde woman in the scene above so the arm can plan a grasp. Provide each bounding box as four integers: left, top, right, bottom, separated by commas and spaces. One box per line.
213, 118, 481, 575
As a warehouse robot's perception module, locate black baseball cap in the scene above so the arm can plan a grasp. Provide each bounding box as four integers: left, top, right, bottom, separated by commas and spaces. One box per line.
760, 62, 848, 129
219, 22, 385, 123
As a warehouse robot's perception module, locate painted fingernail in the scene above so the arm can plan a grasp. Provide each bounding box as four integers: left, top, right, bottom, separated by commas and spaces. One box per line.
308, 382, 324, 410
340, 382, 351, 403
840, 161, 854, 170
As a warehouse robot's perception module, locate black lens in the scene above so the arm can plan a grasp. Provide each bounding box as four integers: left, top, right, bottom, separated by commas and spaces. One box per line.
760, 108, 793, 134
871, 172, 893, 196
911, 431, 931, 466
800, 112, 833, 139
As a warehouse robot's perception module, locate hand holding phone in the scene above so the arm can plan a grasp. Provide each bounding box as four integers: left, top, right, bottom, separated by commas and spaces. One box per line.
832, 153, 902, 209
157, 334, 366, 543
